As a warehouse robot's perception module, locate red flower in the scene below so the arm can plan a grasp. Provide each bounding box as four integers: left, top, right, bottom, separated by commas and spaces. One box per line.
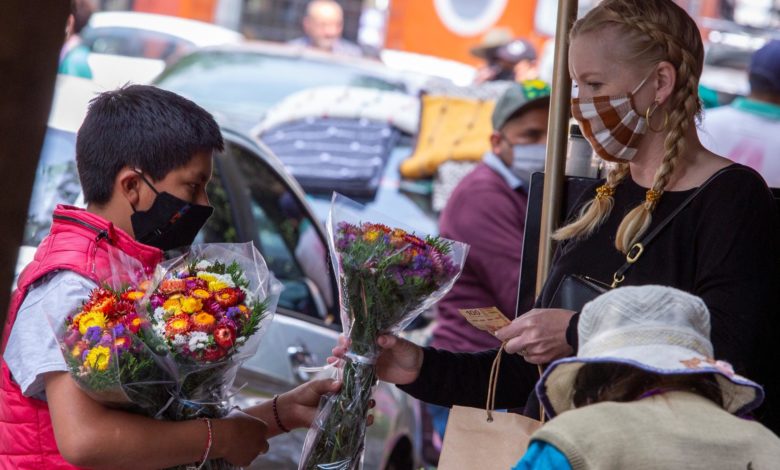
112, 300, 136, 318
122, 312, 145, 334
214, 288, 241, 308
202, 345, 227, 362
213, 326, 236, 349
84, 288, 116, 314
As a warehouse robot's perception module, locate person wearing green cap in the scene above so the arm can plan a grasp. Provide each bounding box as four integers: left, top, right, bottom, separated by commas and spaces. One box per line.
424, 80, 551, 440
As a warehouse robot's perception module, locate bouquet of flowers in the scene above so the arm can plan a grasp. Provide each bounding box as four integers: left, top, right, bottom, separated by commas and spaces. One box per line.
145, 243, 280, 469
55, 283, 172, 413
299, 194, 468, 470
49, 242, 280, 470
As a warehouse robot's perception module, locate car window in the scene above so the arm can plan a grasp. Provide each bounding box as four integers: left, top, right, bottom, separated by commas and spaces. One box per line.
24, 127, 81, 246
203, 141, 335, 322
82, 26, 192, 61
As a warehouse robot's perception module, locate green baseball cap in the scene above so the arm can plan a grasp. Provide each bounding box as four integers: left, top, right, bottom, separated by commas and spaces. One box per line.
491, 79, 551, 130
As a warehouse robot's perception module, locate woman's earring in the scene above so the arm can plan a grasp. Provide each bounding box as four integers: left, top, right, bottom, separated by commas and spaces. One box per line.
646, 102, 669, 133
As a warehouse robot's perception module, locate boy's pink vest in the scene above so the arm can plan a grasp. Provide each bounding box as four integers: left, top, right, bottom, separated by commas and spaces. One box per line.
0, 205, 162, 469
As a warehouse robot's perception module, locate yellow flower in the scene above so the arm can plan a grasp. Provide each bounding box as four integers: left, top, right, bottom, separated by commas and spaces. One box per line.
197, 272, 217, 283
208, 281, 229, 292
363, 230, 380, 242
78, 311, 107, 335
238, 305, 249, 314
85, 346, 111, 371
71, 344, 85, 358
163, 298, 182, 313
191, 289, 211, 300
180, 297, 203, 314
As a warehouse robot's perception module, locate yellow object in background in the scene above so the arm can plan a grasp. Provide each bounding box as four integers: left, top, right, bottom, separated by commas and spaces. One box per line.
400, 95, 494, 179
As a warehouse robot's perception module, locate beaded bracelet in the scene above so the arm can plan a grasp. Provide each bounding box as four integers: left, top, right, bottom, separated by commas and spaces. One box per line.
272, 394, 291, 433
187, 418, 213, 470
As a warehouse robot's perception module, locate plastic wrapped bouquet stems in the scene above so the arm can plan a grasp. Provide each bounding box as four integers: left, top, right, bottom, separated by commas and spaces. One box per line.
299, 194, 468, 470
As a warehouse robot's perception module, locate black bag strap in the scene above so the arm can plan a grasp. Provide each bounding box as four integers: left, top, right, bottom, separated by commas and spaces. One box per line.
610, 165, 739, 287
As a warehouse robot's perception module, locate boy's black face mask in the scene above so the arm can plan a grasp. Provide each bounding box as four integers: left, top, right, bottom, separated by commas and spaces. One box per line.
130, 172, 213, 252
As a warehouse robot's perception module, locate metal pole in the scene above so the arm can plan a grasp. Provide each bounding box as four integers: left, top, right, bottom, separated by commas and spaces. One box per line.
535, 0, 578, 296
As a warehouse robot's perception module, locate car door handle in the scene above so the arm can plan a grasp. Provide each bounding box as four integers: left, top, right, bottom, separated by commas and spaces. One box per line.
288, 345, 316, 382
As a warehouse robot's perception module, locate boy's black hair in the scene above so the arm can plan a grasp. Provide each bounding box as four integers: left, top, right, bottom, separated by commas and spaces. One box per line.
76, 84, 224, 205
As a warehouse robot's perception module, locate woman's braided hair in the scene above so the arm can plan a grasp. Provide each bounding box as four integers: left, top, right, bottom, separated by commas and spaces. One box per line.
553, 0, 705, 253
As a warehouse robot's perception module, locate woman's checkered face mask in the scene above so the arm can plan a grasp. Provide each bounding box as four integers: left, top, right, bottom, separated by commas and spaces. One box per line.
570, 72, 653, 163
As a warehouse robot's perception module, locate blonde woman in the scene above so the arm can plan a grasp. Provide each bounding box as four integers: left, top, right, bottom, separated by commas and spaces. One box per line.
332, 0, 780, 432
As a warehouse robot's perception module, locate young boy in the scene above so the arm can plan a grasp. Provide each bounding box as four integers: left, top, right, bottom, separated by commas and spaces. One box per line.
1, 85, 339, 469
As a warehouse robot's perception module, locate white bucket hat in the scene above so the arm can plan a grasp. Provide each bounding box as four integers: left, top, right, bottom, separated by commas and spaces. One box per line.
536, 285, 764, 418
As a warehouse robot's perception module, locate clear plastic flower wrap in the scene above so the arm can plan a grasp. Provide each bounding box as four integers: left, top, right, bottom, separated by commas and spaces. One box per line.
47, 245, 175, 417
144, 242, 281, 470
49, 242, 280, 470
298, 194, 469, 470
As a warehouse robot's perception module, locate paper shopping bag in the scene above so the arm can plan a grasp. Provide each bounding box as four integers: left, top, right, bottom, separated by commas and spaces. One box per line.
437, 343, 543, 470
437, 405, 541, 470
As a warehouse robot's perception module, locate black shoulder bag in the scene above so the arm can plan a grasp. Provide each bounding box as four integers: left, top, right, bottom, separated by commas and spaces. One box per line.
549, 166, 736, 312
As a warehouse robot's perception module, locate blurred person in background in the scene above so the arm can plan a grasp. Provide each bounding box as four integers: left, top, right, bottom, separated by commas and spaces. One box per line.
472, 30, 538, 85
700, 40, 780, 187
427, 80, 551, 440
59, 0, 94, 79
289, 0, 363, 57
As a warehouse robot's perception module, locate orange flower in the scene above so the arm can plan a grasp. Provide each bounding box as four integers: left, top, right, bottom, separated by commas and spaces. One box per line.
160, 279, 186, 295
122, 290, 145, 302
165, 315, 192, 337
191, 289, 211, 300
192, 312, 216, 332
138, 279, 153, 292
85, 291, 116, 315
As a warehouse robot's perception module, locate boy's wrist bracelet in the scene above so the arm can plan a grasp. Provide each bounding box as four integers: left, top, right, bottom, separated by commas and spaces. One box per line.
187, 418, 213, 470
272, 394, 291, 433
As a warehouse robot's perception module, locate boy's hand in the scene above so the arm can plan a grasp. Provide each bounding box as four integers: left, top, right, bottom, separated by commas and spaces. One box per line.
213, 410, 270, 467
276, 378, 340, 430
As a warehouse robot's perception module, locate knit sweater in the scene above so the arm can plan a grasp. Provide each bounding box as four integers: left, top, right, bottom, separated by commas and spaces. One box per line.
531, 392, 780, 470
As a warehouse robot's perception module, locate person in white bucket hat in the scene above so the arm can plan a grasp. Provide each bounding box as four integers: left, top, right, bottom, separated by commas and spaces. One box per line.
514, 285, 780, 470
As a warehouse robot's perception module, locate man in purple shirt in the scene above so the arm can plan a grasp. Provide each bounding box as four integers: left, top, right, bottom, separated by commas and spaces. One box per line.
425, 81, 550, 444
432, 81, 551, 353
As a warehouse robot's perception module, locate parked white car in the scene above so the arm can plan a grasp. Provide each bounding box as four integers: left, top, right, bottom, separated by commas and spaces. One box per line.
78, 11, 243, 89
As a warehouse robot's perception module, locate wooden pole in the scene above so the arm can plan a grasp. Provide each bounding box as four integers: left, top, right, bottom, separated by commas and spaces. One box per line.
535, 0, 579, 295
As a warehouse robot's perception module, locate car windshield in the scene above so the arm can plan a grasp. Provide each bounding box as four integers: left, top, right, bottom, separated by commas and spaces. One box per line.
155, 51, 406, 130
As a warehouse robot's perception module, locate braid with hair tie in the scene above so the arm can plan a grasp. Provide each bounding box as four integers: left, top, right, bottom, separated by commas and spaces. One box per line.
555, 0, 703, 252
614, 11, 702, 252
553, 163, 629, 241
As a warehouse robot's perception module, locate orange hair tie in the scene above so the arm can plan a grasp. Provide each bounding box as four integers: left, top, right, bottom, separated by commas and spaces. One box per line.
595, 184, 615, 200
645, 189, 662, 203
